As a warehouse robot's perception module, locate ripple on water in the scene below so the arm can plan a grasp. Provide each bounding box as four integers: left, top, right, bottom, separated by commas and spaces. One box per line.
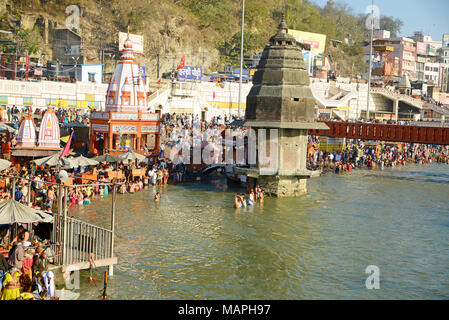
75, 163, 449, 299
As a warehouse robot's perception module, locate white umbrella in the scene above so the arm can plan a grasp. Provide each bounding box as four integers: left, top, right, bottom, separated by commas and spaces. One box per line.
0, 158, 11, 171
32, 152, 66, 167
0, 198, 54, 224
63, 155, 99, 168
93, 153, 120, 163
117, 150, 146, 163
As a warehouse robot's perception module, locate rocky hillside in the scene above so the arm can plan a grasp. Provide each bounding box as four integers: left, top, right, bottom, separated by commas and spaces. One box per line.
0, 0, 403, 79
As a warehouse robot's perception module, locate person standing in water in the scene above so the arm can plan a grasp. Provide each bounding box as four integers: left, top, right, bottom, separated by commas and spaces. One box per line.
248, 188, 255, 206
234, 194, 242, 208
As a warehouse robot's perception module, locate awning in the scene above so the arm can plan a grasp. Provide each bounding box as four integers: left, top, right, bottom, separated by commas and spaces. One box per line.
12, 148, 62, 157
0, 199, 54, 224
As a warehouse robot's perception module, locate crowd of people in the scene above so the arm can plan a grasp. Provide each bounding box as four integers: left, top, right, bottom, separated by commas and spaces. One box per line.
307, 136, 449, 174
0, 226, 55, 300
234, 185, 265, 209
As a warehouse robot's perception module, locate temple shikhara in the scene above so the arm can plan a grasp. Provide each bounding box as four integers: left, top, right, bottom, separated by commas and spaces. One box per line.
11, 108, 61, 161
89, 32, 160, 156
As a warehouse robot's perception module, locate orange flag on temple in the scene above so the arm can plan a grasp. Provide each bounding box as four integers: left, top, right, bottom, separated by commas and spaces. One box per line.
176, 55, 185, 70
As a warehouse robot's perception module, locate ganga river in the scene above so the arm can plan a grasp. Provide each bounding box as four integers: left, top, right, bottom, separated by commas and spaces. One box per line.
69, 163, 449, 299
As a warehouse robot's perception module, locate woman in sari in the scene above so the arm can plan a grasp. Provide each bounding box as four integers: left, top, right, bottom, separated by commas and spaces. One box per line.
1, 269, 21, 300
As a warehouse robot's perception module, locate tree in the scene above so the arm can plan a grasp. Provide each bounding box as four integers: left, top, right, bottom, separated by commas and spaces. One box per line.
217, 31, 265, 67
379, 16, 403, 37
13, 27, 40, 55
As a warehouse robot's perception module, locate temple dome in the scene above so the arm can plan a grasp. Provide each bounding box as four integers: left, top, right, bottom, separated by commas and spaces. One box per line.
38, 109, 60, 149
105, 32, 148, 112
16, 117, 37, 148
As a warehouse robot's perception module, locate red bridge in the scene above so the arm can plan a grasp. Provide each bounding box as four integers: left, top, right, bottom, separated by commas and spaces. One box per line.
308, 121, 449, 145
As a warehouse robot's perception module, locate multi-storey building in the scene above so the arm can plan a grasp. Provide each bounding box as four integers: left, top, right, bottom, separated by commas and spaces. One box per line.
366, 32, 417, 79
388, 37, 416, 79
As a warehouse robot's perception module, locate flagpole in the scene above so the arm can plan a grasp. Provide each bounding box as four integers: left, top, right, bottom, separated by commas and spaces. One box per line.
238, 0, 245, 118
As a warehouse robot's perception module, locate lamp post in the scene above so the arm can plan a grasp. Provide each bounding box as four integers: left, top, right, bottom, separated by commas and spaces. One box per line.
72, 56, 80, 81
238, 0, 245, 118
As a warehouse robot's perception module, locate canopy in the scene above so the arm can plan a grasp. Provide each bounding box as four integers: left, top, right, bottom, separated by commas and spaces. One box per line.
33, 152, 66, 167
117, 151, 146, 163
0, 122, 17, 133
94, 153, 120, 163
0, 159, 11, 171
63, 155, 99, 168
0, 199, 54, 224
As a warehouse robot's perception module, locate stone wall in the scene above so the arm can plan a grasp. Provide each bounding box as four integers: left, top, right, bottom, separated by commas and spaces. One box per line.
258, 175, 308, 197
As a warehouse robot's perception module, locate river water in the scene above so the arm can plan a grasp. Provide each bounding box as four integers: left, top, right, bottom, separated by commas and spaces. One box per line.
69, 163, 449, 299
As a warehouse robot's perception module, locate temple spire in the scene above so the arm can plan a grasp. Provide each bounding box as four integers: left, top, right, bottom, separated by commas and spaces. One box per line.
279, 13, 288, 33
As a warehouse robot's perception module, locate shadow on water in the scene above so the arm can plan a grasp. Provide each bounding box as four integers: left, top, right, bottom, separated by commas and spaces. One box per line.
72, 163, 449, 300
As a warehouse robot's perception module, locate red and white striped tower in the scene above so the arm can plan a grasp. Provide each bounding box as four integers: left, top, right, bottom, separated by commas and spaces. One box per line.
37, 108, 60, 149
16, 115, 38, 148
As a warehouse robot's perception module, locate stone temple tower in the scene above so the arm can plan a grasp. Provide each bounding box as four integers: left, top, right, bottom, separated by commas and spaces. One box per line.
236, 15, 328, 197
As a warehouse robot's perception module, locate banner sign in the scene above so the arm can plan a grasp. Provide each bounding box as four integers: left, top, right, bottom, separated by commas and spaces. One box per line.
0, 96, 8, 105
88, 101, 99, 110
233, 68, 249, 75
56, 99, 68, 107
178, 66, 202, 83
319, 136, 345, 152
23, 98, 34, 106
416, 42, 427, 55
288, 30, 327, 55
46, 99, 56, 107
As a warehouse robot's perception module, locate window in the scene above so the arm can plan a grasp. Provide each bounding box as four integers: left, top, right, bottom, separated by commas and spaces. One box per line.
88, 72, 96, 82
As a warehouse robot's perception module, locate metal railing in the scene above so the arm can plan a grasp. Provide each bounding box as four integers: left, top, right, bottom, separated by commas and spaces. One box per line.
63, 216, 113, 266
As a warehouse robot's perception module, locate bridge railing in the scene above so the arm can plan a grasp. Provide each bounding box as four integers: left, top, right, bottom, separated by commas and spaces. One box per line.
309, 121, 449, 145
62, 216, 113, 266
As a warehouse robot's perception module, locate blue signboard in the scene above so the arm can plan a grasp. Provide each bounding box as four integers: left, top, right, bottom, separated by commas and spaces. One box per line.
233, 68, 249, 75
139, 66, 146, 82
178, 66, 202, 83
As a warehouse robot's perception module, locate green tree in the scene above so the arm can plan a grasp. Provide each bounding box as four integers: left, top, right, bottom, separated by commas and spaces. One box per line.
217, 31, 265, 67
379, 16, 403, 37
13, 27, 40, 55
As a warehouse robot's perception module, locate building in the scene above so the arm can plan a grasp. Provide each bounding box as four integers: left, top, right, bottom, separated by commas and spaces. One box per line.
11, 108, 61, 160
372, 39, 398, 79
389, 37, 416, 79
423, 62, 441, 86
374, 30, 390, 40
236, 15, 328, 197
439, 34, 449, 65
51, 28, 83, 65
89, 33, 160, 155
365, 32, 416, 79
